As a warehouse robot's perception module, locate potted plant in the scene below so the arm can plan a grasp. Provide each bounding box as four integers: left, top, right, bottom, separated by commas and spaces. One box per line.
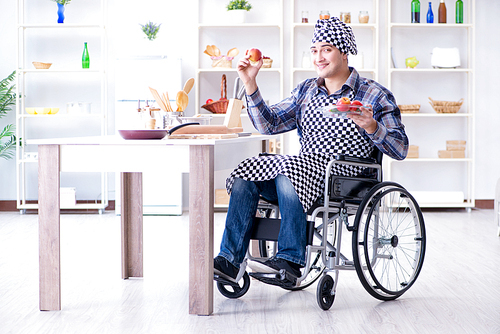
0, 71, 17, 160
140, 21, 161, 41
51, 0, 72, 23
226, 0, 252, 23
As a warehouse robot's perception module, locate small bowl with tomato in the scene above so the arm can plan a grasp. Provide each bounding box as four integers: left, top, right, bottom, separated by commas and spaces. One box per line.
321, 98, 364, 118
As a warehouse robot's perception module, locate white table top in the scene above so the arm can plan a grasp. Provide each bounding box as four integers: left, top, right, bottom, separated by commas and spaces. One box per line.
27, 134, 275, 147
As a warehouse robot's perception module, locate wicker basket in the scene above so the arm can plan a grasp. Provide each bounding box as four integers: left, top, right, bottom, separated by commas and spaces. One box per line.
201, 74, 228, 114
262, 58, 273, 68
32, 62, 52, 69
211, 56, 233, 68
398, 104, 420, 113
429, 97, 463, 113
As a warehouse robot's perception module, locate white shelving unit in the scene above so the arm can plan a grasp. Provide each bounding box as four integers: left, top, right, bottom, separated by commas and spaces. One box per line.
195, 0, 284, 153
15, 0, 108, 213
385, 0, 475, 209
290, 0, 380, 91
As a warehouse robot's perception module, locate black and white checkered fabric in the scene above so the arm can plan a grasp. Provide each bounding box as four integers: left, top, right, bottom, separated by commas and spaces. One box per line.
226, 93, 373, 212
312, 17, 357, 55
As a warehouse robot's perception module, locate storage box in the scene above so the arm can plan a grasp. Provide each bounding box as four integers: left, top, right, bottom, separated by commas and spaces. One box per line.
438, 150, 465, 159
215, 189, 230, 205
446, 140, 466, 151
407, 145, 419, 158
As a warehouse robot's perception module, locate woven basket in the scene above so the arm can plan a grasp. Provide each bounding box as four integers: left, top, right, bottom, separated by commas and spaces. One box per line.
201, 74, 228, 114
398, 104, 420, 113
32, 62, 52, 69
429, 97, 463, 113
211, 56, 233, 68
262, 58, 273, 68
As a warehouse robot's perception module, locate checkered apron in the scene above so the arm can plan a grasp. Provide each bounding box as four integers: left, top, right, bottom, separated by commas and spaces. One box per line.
226, 92, 374, 212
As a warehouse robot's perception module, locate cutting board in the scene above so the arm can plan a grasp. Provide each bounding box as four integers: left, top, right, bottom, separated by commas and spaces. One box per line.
170, 125, 243, 135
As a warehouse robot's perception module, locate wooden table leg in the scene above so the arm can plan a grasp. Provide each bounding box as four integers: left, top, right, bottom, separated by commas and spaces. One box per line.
120, 172, 143, 279
189, 145, 214, 315
38, 145, 61, 311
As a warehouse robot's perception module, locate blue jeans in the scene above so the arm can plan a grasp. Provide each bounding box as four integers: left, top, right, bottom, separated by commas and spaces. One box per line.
218, 175, 307, 268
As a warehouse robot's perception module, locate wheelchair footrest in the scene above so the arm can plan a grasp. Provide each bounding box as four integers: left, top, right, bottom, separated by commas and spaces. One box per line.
249, 269, 297, 289
214, 274, 240, 288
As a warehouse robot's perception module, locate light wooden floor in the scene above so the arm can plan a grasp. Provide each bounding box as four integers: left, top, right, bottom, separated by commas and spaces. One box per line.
1, 208, 499, 334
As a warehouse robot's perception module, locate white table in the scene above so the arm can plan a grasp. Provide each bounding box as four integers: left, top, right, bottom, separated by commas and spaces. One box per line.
31, 134, 272, 315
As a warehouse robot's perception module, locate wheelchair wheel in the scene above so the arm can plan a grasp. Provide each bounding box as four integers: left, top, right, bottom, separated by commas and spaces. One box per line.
216, 272, 251, 299
352, 182, 426, 301
316, 274, 335, 310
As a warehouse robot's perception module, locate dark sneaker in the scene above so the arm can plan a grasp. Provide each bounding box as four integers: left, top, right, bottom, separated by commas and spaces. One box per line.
249, 257, 302, 289
262, 257, 302, 278
214, 256, 238, 283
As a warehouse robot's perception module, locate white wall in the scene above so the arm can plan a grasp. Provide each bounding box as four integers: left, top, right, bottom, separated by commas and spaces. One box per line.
0, 0, 499, 202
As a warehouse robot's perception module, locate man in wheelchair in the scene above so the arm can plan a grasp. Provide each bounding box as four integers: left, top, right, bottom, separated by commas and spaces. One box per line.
214, 17, 409, 289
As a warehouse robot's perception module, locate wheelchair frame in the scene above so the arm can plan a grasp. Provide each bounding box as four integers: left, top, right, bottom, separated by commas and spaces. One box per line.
215, 155, 426, 311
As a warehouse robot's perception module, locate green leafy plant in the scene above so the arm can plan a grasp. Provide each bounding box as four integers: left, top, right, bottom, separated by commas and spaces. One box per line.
140, 21, 161, 41
227, 0, 252, 11
51, 0, 72, 5
0, 71, 17, 160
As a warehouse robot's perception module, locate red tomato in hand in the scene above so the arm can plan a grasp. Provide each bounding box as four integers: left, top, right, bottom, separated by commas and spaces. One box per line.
349, 100, 363, 111
205, 99, 213, 104
336, 97, 351, 112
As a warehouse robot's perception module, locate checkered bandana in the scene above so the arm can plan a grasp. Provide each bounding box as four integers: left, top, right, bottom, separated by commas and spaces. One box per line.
312, 17, 357, 55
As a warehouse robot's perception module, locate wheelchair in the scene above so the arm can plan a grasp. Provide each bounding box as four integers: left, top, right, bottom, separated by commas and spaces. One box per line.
214, 150, 426, 311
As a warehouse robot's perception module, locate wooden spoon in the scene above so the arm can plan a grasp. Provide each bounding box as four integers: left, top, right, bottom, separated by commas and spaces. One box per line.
176, 90, 189, 112
227, 47, 239, 57
183, 78, 195, 94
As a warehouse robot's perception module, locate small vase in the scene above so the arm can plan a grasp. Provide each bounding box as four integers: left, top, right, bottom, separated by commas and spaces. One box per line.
57, 3, 65, 24
227, 9, 247, 24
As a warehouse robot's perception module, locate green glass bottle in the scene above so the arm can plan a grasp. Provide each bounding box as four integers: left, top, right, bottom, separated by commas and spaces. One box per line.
411, 0, 421, 23
82, 42, 90, 69
456, 0, 463, 23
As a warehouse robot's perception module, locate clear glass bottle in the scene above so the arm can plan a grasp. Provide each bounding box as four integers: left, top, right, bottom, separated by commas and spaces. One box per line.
438, 0, 447, 23
427, 2, 434, 23
320, 10, 330, 20
340, 12, 351, 23
411, 0, 421, 23
456, 0, 463, 23
301, 11, 309, 23
358, 11, 369, 24
82, 42, 90, 69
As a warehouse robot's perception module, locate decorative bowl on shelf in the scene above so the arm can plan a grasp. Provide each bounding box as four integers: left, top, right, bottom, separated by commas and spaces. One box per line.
49, 108, 59, 114
428, 97, 463, 114
32, 62, 52, 69
25, 108, 36, 115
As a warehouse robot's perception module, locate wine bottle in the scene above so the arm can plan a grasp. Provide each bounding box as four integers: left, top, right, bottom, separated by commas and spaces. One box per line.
82, 42, 90, 69
438, 0, 447, 23
456, 0, 463, 23
411, 0, 421, 23
427, 2, 434, 23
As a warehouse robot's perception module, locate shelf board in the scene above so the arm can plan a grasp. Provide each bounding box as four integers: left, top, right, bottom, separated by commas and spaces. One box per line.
391, 158, 472, 162
401, 113, 472, 117
17, 203, 107, 210
390, 23, 473, 28
293, 23, 377, 29
390, 68, 472, 73
18, 113, 104, 119
198, 23, 281, 28
19, 69, 103, 73
18, 24, 103, 29
197, 68, 281, 73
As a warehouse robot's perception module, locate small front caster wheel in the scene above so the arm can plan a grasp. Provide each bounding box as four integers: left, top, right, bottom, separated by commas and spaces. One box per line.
316, 274, 335, 310
216, 272, 250, 299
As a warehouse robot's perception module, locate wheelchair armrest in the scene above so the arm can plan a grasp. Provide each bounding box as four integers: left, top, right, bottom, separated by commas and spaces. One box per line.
334, 154, 377, 165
